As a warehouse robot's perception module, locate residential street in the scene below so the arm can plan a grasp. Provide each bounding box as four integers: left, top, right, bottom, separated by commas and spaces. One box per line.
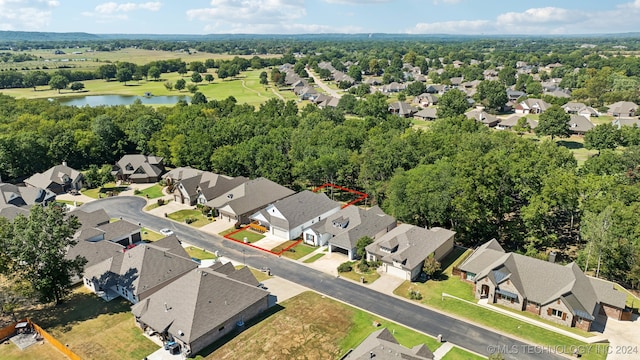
307, 69, 343, 99
80, 196, 563, 360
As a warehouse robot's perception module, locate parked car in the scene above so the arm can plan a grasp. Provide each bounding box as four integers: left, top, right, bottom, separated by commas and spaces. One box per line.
159, 228, 174, 236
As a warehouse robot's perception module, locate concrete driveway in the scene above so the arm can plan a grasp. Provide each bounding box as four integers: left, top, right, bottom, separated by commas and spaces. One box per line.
602, 313, 640, 360
305, 252, 348, 276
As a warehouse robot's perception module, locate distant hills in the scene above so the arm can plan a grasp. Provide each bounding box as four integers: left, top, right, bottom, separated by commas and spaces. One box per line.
1, 30, 640, 42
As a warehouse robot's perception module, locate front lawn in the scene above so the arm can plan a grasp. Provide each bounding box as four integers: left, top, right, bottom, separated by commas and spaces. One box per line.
135, 184, 164, 199
225, 229, 265, 243
82, 183, 128, 199
303, 253, 325, 263
185, 246, 217, 260
442, 347, 485, 360
339, 261, 380, 284
196, 291, 440, 359
140, 228, 164, 242
277, 242, 316, 259
166, 209, 211, 227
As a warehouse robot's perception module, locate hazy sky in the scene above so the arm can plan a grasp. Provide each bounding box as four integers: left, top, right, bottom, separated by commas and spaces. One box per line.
1, 0, 639, 35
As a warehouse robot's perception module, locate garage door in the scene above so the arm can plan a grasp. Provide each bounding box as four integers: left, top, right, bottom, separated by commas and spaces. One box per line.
272, 227, 290, 240
386, 264, 409, 280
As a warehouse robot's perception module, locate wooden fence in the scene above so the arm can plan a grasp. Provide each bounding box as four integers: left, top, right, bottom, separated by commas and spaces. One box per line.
0, 318, 25, 342
31, 320, 82, 360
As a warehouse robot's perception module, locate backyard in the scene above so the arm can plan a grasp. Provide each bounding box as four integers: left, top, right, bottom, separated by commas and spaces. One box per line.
393, 248, 607, 360
194, 291, 441, 360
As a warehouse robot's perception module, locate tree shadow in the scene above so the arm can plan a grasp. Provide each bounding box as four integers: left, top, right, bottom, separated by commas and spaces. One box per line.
557, 140, 584, 150
192, 303, 285, 358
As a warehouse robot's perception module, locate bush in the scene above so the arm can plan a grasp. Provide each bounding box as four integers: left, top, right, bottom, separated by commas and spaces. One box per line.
408, 288, 423, 300
134, 189, 141, 195
357, 260, 370, 273
157, 198, 165, 206
337, 262, 353, 273
185, 217, 196, 224
200, 205, 212, 216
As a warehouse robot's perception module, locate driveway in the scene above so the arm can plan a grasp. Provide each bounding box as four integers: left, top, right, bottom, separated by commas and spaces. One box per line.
602, 313, 640, 360
307, 69, 343, 98
79, 197, 564, 360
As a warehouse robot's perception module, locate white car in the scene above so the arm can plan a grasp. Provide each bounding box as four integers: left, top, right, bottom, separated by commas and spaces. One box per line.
159, 228, 174, 236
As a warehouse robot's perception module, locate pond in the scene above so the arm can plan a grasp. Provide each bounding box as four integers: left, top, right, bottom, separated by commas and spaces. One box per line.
56, 94, 191, 107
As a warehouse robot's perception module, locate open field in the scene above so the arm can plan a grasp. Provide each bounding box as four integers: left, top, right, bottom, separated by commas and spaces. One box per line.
195, 291, 440, 360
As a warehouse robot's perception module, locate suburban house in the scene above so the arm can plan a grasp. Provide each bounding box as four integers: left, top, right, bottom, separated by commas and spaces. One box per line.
81, 236, 198, 304
173, 172, 248, 206
514, 98, 551, 114
24, 163, 84, 194
495, 115, 538, 131
380, 82, 406, 93
562, 102, 599, 118
388, 101, 416, 117
250, 190, 341, 240
343, 328, 433, 360
612, 118, 640, 129
365, 224, 455, 281
465, 108, 500, 127
0, 204, 29, 220
457, 240, 628, 331
302, 205, 397, 259
507, 89, 526, 102
112, 154, 165, 183
568, 115, 595, 136
0, 183, 56, 210
207, 177, 295, 225
131, 263, 271, 357
161, 166, 204, 186
412, 93, 438, 108
607, 101, 638, 118
414, 108, 438, 121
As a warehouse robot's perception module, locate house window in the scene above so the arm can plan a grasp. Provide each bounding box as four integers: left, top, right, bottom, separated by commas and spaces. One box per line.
552, 309, 563, 318
465, 272, 476, 281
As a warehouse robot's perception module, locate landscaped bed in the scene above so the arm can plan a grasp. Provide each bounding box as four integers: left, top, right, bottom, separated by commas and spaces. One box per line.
166, 209, 211, 227
338, 261, 380, 284
195, 291, 440, 359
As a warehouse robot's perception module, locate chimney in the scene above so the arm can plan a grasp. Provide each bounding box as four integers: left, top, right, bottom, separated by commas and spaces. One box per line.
62, 161, 68, 167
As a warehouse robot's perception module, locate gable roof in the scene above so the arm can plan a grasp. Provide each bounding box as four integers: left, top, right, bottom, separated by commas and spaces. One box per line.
24, 164, 83, 190
498, 115, 538, 129
568, 115, 595, 133
113, 154, 164, 178
465, 109, 499, 126
517, 98, 551, 112
161, 167, 204, 182
0, 204, 29, 220
0, 183, 55, 207
366, 224, 455, 271
345, 328, 433, 360
310, 206, 396, 250
207, 177, 295, 217
130, 266, 269, 346
69, 209, 110, 229
253, 190, 341, 230
607, 101, 638, 117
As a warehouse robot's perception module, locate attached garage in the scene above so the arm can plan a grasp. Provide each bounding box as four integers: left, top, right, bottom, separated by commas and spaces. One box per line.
271, 227, 290, 240
385, 263, 409, 280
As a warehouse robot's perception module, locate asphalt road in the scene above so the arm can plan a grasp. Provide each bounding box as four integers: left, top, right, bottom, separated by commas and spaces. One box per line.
80, 197, 564, 360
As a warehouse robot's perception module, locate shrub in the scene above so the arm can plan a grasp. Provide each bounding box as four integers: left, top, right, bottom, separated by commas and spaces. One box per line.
157, 198, 165, 206
337, 262, 353, 273
200, 205, 212, 216
134, 189, 141, 195
408, 288, 423, 300
185, 217, 196, 224
357, 260, 370, 273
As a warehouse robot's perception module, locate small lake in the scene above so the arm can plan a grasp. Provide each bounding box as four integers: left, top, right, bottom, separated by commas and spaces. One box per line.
56, 94, 191, 107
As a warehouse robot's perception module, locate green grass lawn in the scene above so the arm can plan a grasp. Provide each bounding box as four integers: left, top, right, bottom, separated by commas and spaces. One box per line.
185, 246, 217, 260
21, 286, 158, 360
166, 209, 211, 227
441, 347, 485, 360
198, 291, 440, 359
247, 267, 272, 283
393, 248, 606, 360
135, 184, 164, 199
219, 227, 238, 236
82, 183, 128, 199
303, 253, 325, 263
225, 229, 265, 243
339, 261, 381, 284
614, 283, 640, 312
277, 242, 316, 259
143, 199, 172, 211
1, 340, 67, 360
140, 228, 164, 242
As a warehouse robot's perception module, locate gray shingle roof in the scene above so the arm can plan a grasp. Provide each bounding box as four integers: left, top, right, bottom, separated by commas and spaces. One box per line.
113, 154, 164, 179
568, 115, 594, 134
311, 206, 396, 250
0, 204, 29, 220
24, 164, 83, 191
69, 209, 110, 229
365, 224, 455, 271
589, 277, 627, 309
253, 190, 341, 230
345, 328, 433, 360
161, 167, 204, 182
130, 267, 269, 347
207, 177, 295, 218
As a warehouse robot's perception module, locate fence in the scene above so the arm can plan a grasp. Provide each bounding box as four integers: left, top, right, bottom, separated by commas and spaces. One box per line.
31, 320, 82, 360
0, 318, 26, 342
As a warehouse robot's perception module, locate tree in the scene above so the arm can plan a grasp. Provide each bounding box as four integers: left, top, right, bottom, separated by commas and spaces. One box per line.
147, 66, 161, 81
476, 80, 507, 112
356, 236, 373, 259
406, 81, 426, 96
191, 71, 203, 84
116, 68, 132, 85
187, 84, 199, 93
98, 64, 117, 80
423, 253, 441, 279
535, 105, 570, 140
49, 75, 68, 93
498, 66, 517, 86
8, 206, 86, 304
437, 89, 468, 118
175, 78, 186, 91
580, 207, 613, 278
584, 123, 621, 153
512, 117, 531, 136
70, 82, 85, 92
177, 63, 187, 76
204, 74, 214, 83
191, 92, 207, 104
164, 81, 173, 91
347, 65, 363, 82
259, 71, 268, 85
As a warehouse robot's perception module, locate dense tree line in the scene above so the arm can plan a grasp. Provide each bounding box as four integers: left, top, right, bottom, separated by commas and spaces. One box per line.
1, 92, 639, 287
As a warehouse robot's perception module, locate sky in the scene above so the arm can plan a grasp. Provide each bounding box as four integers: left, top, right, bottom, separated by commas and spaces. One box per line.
1, 0, 640, 35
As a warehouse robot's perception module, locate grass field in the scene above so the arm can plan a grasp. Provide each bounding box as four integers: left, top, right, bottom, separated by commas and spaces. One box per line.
225, 229, 265, 243
20, 286, 157, 360
166, 209, 211, 227
195, 291, 440, 359
394, 248, 606, 360
135, 184, 164, 199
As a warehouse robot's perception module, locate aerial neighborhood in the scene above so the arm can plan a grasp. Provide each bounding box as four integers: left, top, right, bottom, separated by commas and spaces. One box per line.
1, 30, 640, 360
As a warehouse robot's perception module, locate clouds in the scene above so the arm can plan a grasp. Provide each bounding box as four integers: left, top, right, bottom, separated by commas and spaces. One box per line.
0, 0, 59, 30
83, 1, 161, 21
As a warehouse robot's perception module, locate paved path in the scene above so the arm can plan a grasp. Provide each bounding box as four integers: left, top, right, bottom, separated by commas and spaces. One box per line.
432, 342, 455, 360
308, 69, 342, 98
80, 197, 563, 360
